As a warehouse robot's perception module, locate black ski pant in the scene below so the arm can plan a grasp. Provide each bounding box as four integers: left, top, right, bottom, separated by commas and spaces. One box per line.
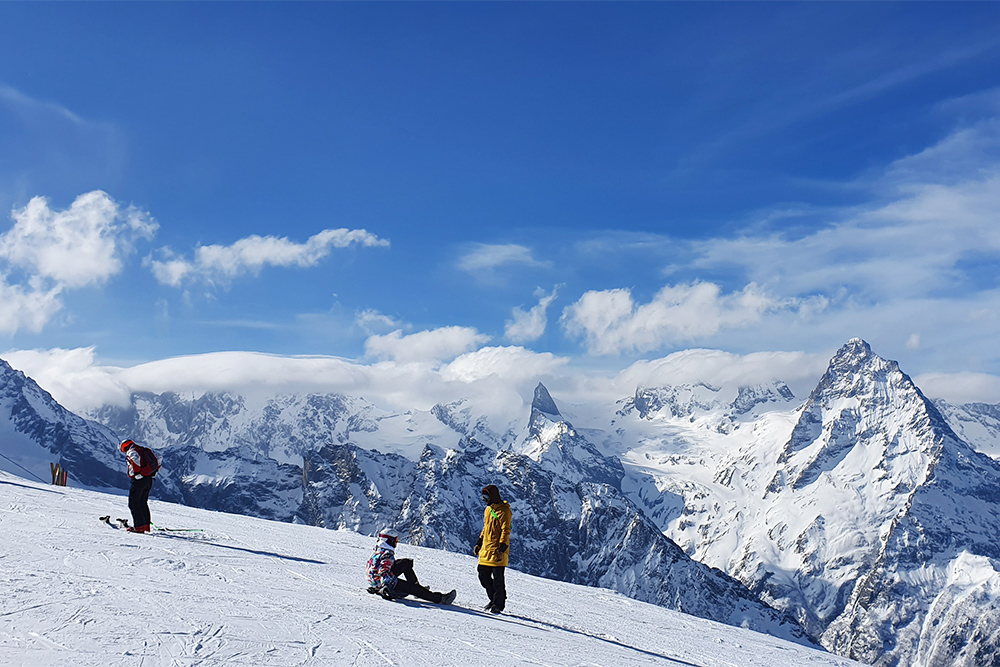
391, 558, 443, 603
478, 564, 506, 611
129, 476, 153, 528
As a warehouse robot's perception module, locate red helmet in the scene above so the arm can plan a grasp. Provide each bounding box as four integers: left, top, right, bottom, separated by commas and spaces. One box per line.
120, 439, 135, 453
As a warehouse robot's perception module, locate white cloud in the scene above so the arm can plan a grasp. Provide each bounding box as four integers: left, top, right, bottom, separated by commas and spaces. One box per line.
148, 228, 389, 288
0, 191, 156, 334
442, 345, 568, 383
355, 309, 402, 335
364, 327, 491, 364
915, 371, 1000, 404
1, 191, 157, 288
567, 113, 1000, 372
561, 282, 780, 356
505, 287, 559, 344
612, 348, 831, 403
0, 282, 63, 335
0, 344, 827, 422
0, 84, 87, 126
692, 120, 1000, 303
1, 347, 132, 413
0, 347, 526, 415
457, 243, 548, 282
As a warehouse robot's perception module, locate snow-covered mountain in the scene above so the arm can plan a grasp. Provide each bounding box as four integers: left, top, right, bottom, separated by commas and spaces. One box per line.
614, 339, 1000, 666
0, 471, 860, 667
0, 358, 122, 490
934, 399, 1000, 460
0, 361, 812, 647
9, 338, 1000, 665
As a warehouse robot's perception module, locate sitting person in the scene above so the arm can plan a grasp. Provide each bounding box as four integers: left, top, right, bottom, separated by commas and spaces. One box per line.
366, 528, 456, 605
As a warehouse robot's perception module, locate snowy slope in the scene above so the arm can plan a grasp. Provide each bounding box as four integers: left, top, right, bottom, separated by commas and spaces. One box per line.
0, 471, 859, 667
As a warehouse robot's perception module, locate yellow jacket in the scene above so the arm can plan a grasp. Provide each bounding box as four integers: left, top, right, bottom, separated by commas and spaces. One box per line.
478, 501, 512, 567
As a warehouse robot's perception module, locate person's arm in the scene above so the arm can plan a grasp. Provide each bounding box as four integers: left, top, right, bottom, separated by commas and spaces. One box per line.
499, 506, 512, 551
126, 449, 142, 478
476, 506, 488, 552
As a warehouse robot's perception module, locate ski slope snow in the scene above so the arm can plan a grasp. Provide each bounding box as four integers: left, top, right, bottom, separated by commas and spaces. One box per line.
0, 471, 859, 667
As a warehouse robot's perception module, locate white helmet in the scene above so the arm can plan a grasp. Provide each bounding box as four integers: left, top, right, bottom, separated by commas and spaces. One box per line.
378, 528, 399, 547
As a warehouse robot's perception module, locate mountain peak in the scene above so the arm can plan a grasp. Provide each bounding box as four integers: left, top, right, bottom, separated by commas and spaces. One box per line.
821, 337, 903, 382
835, 337, 872, 361
531, 383, 560, 417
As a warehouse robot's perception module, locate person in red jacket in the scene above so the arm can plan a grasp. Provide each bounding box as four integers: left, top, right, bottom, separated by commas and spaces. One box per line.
474, 484, 512, 613
121, 439, 158, 533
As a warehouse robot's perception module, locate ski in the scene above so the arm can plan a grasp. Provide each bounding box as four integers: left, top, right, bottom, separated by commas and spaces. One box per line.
99, 516, 201, 533
98, 515, 130, 529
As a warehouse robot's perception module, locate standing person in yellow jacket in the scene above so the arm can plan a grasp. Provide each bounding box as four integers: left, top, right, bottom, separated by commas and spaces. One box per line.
474, 484, 512, 613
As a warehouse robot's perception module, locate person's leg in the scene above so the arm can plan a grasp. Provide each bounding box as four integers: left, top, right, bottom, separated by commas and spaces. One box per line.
128, 479, 143, 526
393, 578, 444, 603
477, 564, 495, 604
391, 558, 418, 585
137, 478, 153, 527
492, 566, 507, 611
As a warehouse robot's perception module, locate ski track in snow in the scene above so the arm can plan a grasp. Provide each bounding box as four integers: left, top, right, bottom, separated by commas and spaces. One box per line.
0, 473, 860, 667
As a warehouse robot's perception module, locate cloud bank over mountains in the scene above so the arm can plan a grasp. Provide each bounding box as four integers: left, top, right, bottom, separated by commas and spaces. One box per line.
1, 342, 828, 418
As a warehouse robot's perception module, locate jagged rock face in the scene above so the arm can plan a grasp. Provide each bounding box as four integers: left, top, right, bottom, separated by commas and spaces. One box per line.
617, 379, 796, 436
521, 383, 625, 487
87, 391, 378, 463
617, 338, 1000, 666
430, 400, 508, 448
531, 382, 561, 418
618, 382, 724, 420
0, 358, 122, 489
151, 444, 305, 521
820, 406, 1000, 666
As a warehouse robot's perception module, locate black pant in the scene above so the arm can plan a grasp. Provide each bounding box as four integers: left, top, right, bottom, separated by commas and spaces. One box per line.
129, 476, 153, 527
478, 564, 506, 611
391, 558, 443, 603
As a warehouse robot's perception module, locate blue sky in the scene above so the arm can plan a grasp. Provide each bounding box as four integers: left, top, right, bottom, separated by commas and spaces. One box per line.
3, 3, 1000, 408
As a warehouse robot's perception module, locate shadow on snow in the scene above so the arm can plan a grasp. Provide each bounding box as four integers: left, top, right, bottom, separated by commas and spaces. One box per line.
393, 599, 703, 666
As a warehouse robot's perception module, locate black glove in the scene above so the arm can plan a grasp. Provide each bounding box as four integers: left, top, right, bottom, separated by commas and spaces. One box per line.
498, 543, 508, 554
474, 538, 482, 555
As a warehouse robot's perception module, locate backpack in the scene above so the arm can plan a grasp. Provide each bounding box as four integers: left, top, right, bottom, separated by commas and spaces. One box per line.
134, 445, 159, 477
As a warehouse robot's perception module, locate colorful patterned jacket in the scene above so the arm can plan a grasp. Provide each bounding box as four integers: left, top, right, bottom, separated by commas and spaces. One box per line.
367, 544, 398, 589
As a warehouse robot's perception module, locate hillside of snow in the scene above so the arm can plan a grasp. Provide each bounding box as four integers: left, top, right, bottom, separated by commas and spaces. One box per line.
0, 471, 858, 667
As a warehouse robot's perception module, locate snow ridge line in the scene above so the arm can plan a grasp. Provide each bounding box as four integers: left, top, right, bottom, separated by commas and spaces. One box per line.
355, 637, 395, 665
